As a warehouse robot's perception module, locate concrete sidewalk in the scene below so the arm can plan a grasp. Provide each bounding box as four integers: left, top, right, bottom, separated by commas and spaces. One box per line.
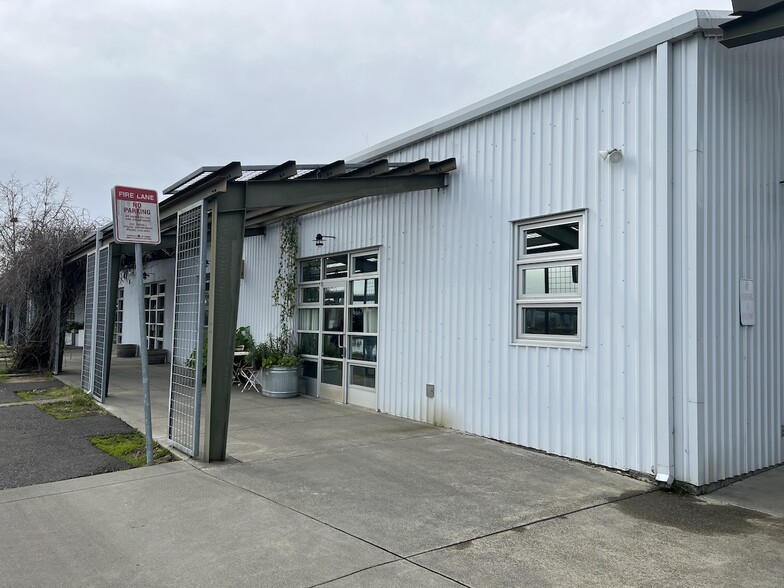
0, 353, 781, 586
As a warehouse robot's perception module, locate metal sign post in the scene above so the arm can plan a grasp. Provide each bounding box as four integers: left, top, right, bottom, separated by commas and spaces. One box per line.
111, 185, 161, 465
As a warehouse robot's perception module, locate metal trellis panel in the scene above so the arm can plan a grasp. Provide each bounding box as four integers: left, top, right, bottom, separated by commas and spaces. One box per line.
167, 202, 207, 456
92, 246, 110, 402
81, 251, 96, 392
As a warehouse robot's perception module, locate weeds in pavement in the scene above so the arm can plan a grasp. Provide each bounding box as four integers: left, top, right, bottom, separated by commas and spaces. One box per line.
16, 386, 79, 402
37, 390, 106, 419
89, 432, 173, 467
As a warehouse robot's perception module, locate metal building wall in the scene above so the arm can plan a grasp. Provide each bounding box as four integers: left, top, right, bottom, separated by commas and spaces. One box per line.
675, 36, 784, 486
285, 49, 667, 477
237, 228, 282, 342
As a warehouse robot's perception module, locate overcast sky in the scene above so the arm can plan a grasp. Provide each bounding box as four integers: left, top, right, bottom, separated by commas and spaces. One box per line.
1, 0, 732, 220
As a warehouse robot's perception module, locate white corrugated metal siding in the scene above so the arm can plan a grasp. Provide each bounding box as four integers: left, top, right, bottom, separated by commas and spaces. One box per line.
238, 226, 283, 339
674, 36, 784, 486
237, 49, 666, 478
237, 29, 783, 486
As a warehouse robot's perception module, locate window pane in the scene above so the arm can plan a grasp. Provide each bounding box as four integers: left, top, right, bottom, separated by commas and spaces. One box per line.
350, 365, 376, 388
301, 287, 319, 304
321, 360, 343, 385
302, 360, 317, 379
323, 308, 344, 332
324, 255, 348, 279
301, 259, 321, 282
522, 221, 579, 256
522, 307, 578, 336
351, 278, 378, 305
518, 265, 579, 297
351, 308, 378, 333
349, 336, 377, 362
352, 253, 378, 275
298, 333, 318, 356
298, 308, 319, 331
322, 334, 343, 358
323, 285, 345, 306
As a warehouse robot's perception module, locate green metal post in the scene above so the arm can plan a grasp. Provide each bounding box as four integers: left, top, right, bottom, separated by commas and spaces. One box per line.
204, 186, 246, 461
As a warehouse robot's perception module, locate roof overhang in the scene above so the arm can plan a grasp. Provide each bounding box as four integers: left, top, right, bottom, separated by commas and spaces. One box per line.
67, 158, 455, 263
720, 0, 784, 47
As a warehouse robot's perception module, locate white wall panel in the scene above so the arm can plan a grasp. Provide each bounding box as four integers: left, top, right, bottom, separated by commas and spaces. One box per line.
236, 33, 783, 486
237, 228, 281, 343
239, 50, 664, 478
695, 37, 784, 485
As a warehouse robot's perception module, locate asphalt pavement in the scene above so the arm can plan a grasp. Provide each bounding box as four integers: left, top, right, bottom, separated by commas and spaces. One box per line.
0, 378, 135, 489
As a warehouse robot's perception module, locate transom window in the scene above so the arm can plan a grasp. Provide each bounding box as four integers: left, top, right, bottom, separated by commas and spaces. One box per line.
514, 211, 584, 346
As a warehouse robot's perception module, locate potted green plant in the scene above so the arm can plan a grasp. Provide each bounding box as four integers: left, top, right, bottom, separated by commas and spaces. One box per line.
186, 326, 253, 383
252, 216, 301, 397
249, 333, 300, 398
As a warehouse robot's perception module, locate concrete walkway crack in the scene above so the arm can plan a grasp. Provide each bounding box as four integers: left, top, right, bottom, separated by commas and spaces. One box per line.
200, 466, 473, 587
200, 464, 657, 587
406, 488, 660, 561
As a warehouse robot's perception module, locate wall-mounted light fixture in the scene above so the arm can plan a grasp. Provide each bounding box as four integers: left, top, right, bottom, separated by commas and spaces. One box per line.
314, 233, 335, 247
598, 148, 623, 163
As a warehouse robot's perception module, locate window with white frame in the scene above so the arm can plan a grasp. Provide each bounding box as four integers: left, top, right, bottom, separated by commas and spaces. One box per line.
114, 287, 124, 344
144, 281, 166, 350
514, 211, 584, 345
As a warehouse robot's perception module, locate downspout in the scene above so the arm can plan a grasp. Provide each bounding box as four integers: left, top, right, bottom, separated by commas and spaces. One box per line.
654, 41, 676, 486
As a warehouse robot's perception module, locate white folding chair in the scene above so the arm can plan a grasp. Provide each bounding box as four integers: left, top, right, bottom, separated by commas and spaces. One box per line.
239, 365, 261, 394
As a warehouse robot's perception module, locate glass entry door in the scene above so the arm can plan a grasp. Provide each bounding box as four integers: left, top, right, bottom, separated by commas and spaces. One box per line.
319, 280, 346, 402
298, 251, 379, 408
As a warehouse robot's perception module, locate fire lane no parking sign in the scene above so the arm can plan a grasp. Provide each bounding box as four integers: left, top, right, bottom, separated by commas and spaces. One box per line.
111, 185, 161, 245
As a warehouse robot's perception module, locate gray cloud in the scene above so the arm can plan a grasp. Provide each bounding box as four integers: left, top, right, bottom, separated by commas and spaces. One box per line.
0, 0, 731, 218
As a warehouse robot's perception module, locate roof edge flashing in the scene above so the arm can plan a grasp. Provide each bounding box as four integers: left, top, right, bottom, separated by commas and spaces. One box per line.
348, 10, 733, 163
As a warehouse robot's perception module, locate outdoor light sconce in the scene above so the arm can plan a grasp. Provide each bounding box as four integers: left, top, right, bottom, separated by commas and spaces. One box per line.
599, 148, 623, 163
314, 233, 335, 247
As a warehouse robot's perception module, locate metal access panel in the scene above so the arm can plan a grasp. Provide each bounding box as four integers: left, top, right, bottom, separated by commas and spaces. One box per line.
91, 246, 110, 402
167, 202, 207, 456
80, 251, 96, 392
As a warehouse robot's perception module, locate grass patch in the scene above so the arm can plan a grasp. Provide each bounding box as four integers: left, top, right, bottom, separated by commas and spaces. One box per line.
17, 386, 79, 402
37, 391, 107, 419
89, 432, 173, 467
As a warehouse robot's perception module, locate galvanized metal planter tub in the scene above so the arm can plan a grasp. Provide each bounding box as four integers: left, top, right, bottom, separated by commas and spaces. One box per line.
258, 366, 298, 398
115, 343, 137, 358
146, 348, 167, 364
